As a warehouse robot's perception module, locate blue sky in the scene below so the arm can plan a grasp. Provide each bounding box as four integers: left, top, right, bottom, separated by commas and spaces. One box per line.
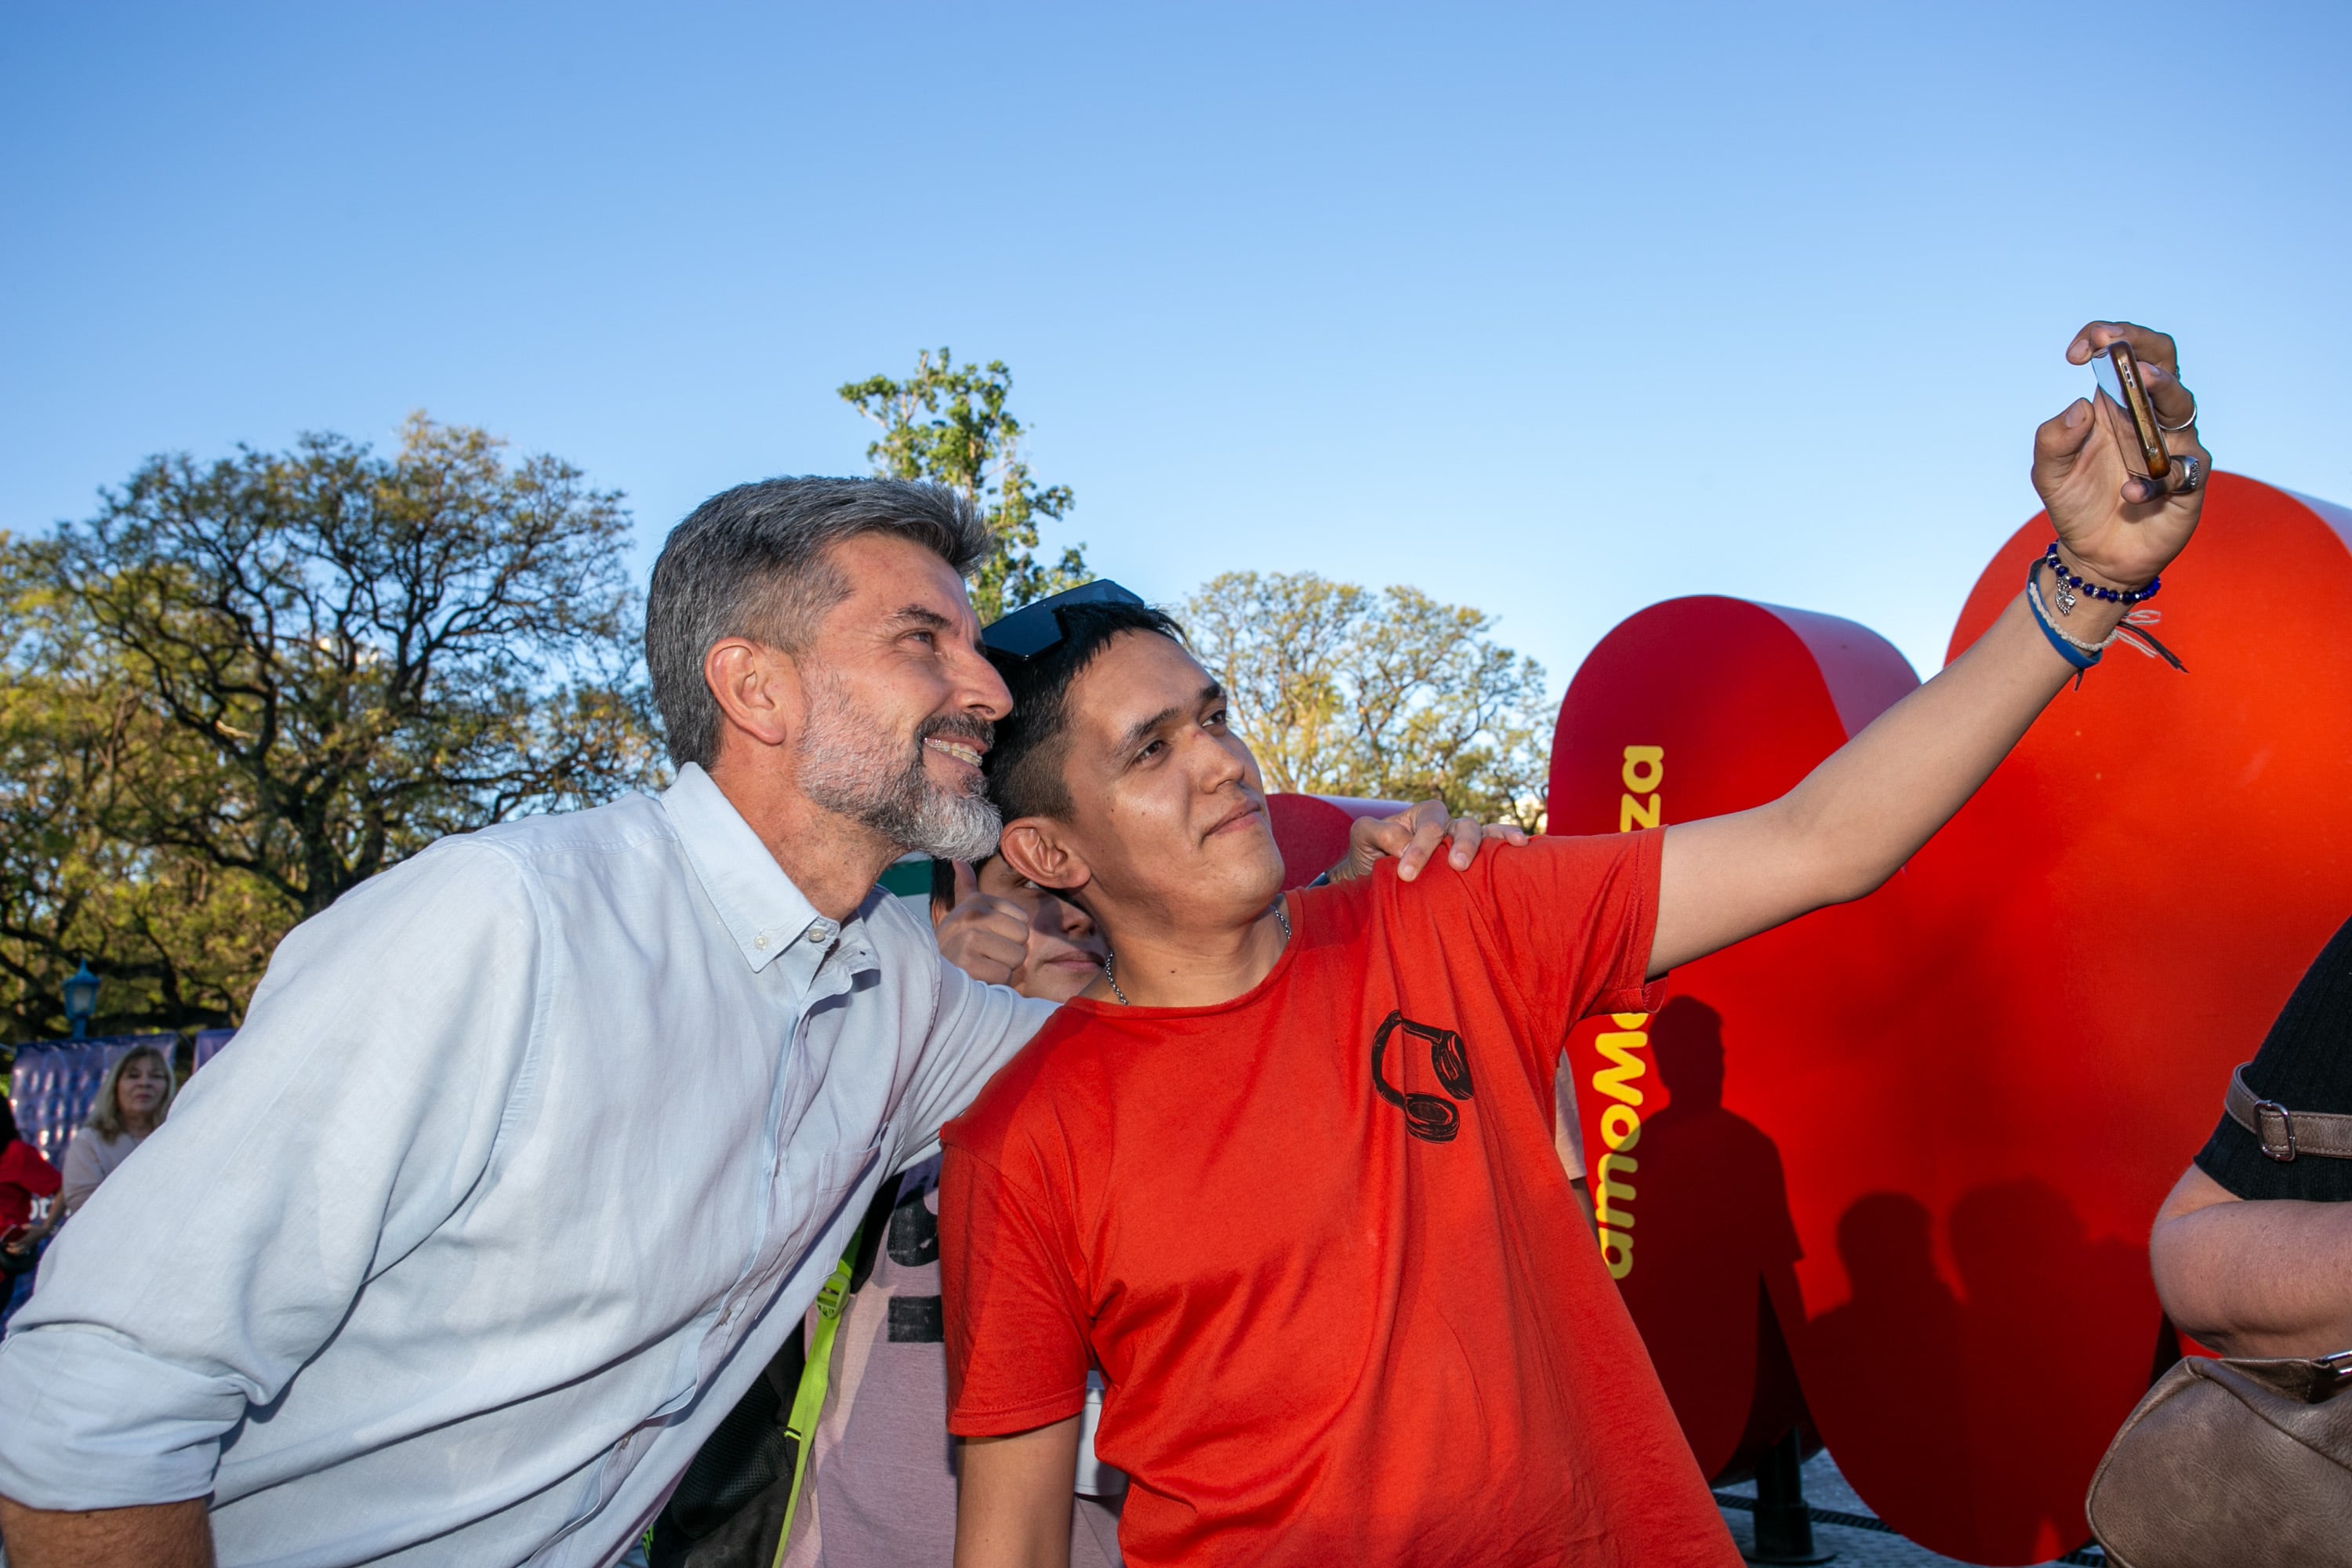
5, 2, 2347, 691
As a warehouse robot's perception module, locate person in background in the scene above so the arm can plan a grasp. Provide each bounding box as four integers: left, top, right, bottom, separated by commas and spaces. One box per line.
60, 1047, 173, 1218
767, 808, 1517, 1568
0, 1098, 64, 1332
2149, 913, 2352, 1357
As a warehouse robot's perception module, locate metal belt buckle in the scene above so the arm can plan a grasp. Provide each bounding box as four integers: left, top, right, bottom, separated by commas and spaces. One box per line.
2255, 1098, 2299, 1162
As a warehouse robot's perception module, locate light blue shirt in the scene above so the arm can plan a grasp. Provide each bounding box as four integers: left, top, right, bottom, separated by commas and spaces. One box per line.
0, 765, 1051, 1567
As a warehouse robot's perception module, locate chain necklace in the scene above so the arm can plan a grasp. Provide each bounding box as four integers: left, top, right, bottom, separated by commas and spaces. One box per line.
1103, 902, 1291, 1007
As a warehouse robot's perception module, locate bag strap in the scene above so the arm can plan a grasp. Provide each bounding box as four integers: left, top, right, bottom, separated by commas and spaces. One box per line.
2226, 1065, 2352, 1163
770, 1170, 907, 1566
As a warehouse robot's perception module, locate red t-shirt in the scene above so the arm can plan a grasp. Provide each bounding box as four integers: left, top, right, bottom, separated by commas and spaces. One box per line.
940, 831, 1739, 1567
0, 1139, 62, 1235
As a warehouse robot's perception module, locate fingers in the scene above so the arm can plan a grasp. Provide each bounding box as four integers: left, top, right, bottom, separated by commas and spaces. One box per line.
1396, 802, 1451, 882
2069, 320, 2196, 433
950, 858, 979, 906
2034, 397, 2097, 473
2067, 320, 2180, 376
935, 894, 1033, 985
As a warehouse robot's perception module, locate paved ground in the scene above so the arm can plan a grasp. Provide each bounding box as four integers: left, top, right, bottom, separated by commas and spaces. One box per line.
1713, 1452, 2105, 1567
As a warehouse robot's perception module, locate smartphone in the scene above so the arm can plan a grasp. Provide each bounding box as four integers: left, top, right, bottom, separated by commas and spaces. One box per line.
2091, 340, 2172, 485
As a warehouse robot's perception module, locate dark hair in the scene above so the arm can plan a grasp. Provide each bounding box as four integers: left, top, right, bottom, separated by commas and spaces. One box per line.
646, 477, 993, 768
0, 1095, 16, 1152
982, 601, 1186, 824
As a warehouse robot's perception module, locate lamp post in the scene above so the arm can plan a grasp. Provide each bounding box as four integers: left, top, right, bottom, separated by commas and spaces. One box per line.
62, 964, 100, 1040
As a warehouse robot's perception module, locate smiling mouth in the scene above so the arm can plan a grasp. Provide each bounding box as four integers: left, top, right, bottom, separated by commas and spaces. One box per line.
924, 738, 985, 768
1207, 800, 1265, 839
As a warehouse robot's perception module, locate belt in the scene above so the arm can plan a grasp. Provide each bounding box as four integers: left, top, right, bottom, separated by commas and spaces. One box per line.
2225, 1064, 2352, 1163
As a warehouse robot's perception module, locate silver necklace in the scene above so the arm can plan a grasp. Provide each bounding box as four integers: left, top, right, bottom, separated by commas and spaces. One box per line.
1104, 903, 1290, 1007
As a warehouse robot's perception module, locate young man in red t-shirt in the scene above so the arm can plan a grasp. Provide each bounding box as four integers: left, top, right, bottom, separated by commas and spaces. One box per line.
939, 321, 2209, 1567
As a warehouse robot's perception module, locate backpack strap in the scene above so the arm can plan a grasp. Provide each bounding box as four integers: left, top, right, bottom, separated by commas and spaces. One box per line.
770, 1171, 908, 1566
2227, 1065, 2352, 1163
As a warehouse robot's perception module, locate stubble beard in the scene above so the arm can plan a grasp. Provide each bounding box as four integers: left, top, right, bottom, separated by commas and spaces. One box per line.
796, 673, 1002, 862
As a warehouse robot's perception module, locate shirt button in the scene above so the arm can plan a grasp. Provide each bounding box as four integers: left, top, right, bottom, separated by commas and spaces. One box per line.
807, 922, 833, 944
753, 932, 770, 951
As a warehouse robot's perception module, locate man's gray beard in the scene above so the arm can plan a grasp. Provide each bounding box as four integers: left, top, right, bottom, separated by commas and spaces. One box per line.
796, 680, 1002, 862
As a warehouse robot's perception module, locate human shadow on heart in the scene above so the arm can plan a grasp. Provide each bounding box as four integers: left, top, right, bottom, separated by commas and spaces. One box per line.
1613, 996, 1811, 1480
1947, 1178, 2149, 1564
1803, 1180, 2147, 1563
1802, 1193, 1973, 1542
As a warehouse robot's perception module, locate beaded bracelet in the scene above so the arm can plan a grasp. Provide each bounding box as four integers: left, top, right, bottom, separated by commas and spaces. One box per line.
2025, 559, 2107, 672
2042, 543, 2160, 615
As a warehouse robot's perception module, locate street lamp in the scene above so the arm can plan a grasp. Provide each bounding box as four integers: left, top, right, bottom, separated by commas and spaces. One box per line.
62, 964, 100, 1040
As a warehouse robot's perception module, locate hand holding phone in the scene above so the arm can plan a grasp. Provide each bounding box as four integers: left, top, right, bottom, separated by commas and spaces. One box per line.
2090, 339, 2174, 487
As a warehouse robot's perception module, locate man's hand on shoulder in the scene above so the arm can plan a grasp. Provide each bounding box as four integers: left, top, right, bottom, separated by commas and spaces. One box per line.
1328, 800, 1530, 885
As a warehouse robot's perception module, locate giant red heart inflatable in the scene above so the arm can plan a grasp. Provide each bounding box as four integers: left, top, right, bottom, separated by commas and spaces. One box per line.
1547, 473, 2352, 1563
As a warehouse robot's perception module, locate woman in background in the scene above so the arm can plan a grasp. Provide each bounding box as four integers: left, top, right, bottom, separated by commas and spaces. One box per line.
59, 1045, 173, 1219
0, 1097, 64, 1330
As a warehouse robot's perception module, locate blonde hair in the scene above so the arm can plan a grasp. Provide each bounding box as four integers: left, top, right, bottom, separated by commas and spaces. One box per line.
87, 1044, 175, 1140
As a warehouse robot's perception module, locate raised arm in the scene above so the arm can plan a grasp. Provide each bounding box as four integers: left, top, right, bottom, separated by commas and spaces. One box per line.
955, 1420, 1080, 1568
1650, 321, 2208, 975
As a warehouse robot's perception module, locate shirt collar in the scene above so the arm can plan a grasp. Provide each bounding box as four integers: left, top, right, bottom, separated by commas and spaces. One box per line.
659, 763, 857, 975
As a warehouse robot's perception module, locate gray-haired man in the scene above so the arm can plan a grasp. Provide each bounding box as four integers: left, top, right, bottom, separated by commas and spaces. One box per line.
0, 480, 1054, 1568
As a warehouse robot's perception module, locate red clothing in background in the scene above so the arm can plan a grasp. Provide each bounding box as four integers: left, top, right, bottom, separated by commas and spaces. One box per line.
941, 830, 1739, 1568
0, 1141, 62, 1236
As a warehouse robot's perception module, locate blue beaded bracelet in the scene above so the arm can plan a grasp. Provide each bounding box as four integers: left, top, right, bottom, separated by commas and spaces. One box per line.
2042, 543, 2159, 612
2026, 558, 2101, 672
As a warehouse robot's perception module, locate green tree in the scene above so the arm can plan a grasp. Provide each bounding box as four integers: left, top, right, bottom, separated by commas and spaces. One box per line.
0, 416, 659, 1038
839, 348, 1087, 622
1182, 571, 1553, 830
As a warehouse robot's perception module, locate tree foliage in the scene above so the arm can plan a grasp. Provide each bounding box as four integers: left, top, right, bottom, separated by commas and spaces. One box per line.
0, 416, 658, 1039
839, 349, 1087, 622
1183, 571, 1552, 829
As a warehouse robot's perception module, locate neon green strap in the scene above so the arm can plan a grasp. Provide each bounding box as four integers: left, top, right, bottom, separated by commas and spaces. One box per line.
771, 1225, 861, 1567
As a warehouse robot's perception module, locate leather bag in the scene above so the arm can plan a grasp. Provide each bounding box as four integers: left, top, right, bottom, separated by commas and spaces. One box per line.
2085, 1348, 2352, 1567
2085, 1062, 2352, 1566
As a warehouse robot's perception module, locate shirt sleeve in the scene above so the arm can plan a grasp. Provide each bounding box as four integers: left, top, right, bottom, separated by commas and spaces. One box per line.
895, 952, 1056, 1168
1464, 828, 1667, 1031
8, 1142, 63, 1200
939, 1138, 1092, 1438
0, 837, 543, 1512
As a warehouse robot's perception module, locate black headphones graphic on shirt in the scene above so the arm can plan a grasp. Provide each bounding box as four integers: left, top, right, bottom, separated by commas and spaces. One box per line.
1370, 1011, 1474, 1144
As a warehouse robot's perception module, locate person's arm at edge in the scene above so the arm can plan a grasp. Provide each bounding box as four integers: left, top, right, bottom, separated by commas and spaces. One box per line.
0, 1496, 212, 1568
56, 1132, 99, 1219
2148, 1163, 2352, 1359
1649, 321, 2208, 977
955, 1419, 1080, 1568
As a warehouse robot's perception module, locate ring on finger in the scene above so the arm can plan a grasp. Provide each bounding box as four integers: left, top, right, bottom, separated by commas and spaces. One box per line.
2159, 387, 2198, 433
2167, 453, 2204, 495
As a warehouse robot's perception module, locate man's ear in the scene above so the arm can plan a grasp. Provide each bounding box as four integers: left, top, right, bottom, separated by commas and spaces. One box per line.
704, 637, 804, 751
998, 817, 1092, 896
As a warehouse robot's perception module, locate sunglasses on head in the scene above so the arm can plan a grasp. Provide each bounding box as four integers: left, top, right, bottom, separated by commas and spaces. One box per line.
979, 580, 1147, 661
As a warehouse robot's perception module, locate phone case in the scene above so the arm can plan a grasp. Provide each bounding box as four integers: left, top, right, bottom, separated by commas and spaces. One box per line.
2092, 343, 2172, 482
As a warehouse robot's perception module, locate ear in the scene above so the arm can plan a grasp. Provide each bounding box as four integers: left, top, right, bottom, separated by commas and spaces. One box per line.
998, 817, 1093, 896
704, 637, 804, 751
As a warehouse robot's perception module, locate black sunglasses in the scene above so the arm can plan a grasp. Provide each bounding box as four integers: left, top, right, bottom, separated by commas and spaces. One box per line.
979, 580, 1147, 661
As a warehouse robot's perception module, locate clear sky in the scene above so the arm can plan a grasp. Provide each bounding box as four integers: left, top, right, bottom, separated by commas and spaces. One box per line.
5, 2, 2347, 692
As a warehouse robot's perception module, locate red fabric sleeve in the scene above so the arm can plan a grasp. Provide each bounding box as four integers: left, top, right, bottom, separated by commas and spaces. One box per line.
939, 1139, 1092, 1438
0, 1142, 60, 1198
1464, 827, 1667, 1029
